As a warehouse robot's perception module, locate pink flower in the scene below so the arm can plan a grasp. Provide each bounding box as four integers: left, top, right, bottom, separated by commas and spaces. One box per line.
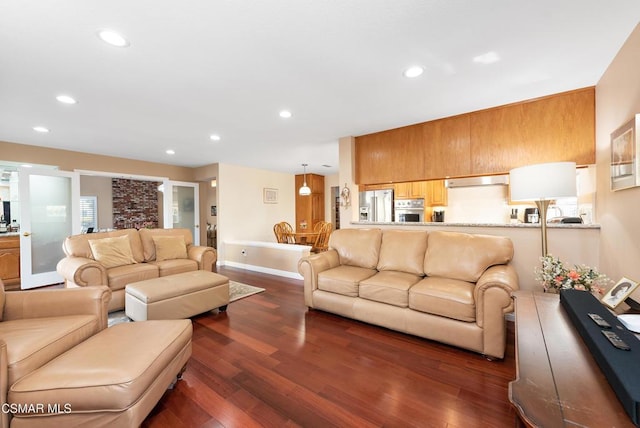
568, 270, 580, 281
554, 275, 564, 284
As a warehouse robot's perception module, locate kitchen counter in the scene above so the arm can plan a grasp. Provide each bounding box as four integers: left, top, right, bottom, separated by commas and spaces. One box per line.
351, 221, 600, 229
0, 232, 21, 237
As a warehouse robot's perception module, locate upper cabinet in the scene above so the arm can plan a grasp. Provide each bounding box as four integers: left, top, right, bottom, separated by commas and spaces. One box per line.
355, 124, 424, 184
469, 87, 595, 174
354, 87, 595, 185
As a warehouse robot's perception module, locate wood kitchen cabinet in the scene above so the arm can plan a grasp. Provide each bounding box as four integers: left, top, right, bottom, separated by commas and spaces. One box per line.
0, 235, 20, 288
354, 87, 595, 185
395, 181, 427, 199
426, 180, 447, 206
355, 123, 424, 184
469, 87, 595, 174
295, 174, 324, 232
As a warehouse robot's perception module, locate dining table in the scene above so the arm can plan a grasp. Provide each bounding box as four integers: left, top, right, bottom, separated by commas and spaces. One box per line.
291, 231, 318, 245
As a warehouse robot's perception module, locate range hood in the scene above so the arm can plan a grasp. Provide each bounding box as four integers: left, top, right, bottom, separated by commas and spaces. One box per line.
444, 175, 509, 188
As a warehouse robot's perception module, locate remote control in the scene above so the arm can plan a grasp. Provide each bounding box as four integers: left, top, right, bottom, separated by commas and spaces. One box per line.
602, 330, 631, 351
588, 313, 611, 328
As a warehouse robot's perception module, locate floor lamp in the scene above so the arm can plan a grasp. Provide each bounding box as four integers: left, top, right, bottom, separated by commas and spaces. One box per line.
509, 162, 577, 257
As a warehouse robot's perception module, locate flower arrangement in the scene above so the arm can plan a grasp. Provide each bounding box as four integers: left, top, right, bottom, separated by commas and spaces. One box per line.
535, 255, 610, 294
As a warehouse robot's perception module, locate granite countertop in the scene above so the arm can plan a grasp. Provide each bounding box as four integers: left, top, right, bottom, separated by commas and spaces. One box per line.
0, 232, 21, 237
351, 221, 600, 229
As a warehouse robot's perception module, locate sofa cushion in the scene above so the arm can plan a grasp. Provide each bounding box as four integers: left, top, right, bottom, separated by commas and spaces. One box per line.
63, 229, 145, 263
318, 265, 377, 297
328, 229, 382, 269
0, 284, 4, 322
148, 259, 199, 277
107, 263, 159, 291
139, 228, 194, 262
152, 236, 188, 262
409, 277, 476, 322
377, 230, 427, 275
0, 315, 99, 386
424, 231, 514, 283
359, 271, 422, 307
88, 235, 138, 269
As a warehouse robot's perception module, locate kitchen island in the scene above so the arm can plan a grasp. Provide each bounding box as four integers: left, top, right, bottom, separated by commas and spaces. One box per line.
350, 221, 600, 292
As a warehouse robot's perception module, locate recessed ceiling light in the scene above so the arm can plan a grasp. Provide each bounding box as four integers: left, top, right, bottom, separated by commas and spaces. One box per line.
56, 95, 77, 104
97, 29, 130, 47
403, 66, 424, 78
279, 110, 292, 118
33, 126, 50, 133
209, 134, 221, 141
165, 149, 175, 155
473, 51, 500, 64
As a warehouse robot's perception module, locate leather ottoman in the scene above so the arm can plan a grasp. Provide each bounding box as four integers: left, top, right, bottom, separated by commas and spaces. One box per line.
125, 270, 230, 321
8, 320, 192, 428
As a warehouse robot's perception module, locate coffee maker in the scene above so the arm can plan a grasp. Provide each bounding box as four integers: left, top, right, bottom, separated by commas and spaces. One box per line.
524, 207, 539, 223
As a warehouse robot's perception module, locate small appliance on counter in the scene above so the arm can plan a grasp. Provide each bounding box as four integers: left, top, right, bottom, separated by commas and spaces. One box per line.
524, 207, 539, 223
432, 207, 445, 222
394, 198, 424, 222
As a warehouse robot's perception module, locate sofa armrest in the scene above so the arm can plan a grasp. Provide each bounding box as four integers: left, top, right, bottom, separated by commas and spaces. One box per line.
3, 286, 112, 331
298, 249, 340, 307
56, 256, 107, 287
188, 245, 217, 271
1, 339, 7, 428
473, 264, 519, 359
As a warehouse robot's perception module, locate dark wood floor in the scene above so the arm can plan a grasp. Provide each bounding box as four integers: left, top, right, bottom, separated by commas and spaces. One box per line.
143, 266, 519, 427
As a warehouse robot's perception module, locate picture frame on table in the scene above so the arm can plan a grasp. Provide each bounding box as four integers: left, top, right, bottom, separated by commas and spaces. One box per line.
610, 114, 640, 191
263, 188, 278, 204
602, 277, 639, 309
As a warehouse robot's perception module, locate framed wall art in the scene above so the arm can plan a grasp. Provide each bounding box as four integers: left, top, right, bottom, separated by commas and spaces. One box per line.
611, 114, 640, 191
263, 188, 278, 204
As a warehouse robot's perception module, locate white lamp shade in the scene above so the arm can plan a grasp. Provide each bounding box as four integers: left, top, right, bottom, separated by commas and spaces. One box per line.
299, 185, 311, 196
509, 162, 577, 201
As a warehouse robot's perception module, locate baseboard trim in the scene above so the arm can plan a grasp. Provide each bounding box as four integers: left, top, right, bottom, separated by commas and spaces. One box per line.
223, 261, 303, 280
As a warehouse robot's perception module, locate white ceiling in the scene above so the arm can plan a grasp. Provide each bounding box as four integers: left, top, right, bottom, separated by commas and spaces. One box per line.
1, 1, 639, 176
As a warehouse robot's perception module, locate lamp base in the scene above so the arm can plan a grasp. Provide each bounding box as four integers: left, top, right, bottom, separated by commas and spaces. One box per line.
535, 199, 551, 257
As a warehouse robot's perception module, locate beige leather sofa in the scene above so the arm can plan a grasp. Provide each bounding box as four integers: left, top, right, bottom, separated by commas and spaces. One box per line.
0, 281, 111, 428
298, 229, 519, 359
57, 228, 217, 311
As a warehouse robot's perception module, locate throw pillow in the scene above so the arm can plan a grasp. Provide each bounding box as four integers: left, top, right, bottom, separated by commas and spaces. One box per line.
88, 235, 137, 269
153, 236, 188, 262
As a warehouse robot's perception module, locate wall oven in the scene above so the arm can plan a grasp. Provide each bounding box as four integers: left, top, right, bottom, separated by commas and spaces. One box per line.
394, 199, 424, 222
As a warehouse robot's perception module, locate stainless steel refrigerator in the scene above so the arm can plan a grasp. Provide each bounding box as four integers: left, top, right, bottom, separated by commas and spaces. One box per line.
358, 189, 394, 222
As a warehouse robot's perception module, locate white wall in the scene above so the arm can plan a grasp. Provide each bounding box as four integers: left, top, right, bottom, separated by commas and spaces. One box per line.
217, 163, 295, 263
596, 23, 640, 291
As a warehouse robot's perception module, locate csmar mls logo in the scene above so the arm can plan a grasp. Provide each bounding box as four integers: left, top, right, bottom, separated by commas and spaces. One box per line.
2, 403, 72, 414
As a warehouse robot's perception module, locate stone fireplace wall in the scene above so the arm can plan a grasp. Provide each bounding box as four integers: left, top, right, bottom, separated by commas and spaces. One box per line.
112, 178, 160, 229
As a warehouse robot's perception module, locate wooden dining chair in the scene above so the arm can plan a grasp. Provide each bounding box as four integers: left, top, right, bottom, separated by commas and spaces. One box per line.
311, 222, 332, 253
273, 222, 295, 244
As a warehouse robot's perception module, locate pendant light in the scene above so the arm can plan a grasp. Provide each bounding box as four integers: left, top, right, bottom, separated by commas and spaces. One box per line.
299, 163, 311, 196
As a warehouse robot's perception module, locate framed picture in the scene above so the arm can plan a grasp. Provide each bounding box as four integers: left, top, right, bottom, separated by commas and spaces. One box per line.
611, 114, 640, 191
263, 188, 278, 204
602, 277, 639, 309
211, 205, 217, 216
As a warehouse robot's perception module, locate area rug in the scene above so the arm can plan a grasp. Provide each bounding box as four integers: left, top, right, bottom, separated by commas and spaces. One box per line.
107, 280, 265, 327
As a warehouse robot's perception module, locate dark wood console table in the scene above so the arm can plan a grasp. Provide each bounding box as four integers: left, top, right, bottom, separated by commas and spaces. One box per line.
509, 291, 634, 427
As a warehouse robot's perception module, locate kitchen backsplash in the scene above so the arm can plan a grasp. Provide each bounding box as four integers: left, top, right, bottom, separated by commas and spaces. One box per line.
443, 166, 596, 224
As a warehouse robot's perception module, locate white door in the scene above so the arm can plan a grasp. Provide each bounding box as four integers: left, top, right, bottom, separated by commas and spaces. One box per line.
162, 180, 200, 245
19, 168, 80, 289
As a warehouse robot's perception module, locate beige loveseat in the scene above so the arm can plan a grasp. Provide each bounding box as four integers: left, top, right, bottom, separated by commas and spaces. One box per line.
57, 228, 217, 311
298, 229, 519, 359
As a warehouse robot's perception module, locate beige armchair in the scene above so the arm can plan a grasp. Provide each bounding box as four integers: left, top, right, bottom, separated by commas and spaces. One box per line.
0, 280, 111, 428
